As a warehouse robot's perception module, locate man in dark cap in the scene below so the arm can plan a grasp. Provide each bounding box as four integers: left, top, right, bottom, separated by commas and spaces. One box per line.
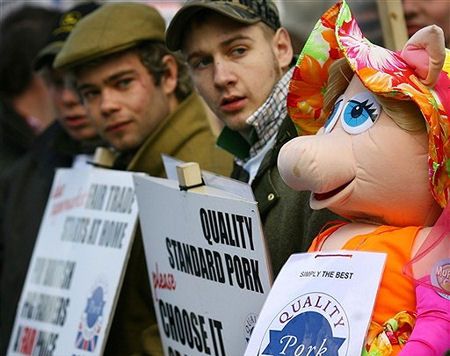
167, 0, 342, 277
54, 3, 232, 354
0, 3, 102, 353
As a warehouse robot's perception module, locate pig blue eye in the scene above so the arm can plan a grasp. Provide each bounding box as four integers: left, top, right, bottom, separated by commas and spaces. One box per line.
323, 95, 344, 134
341, 92, 380, 134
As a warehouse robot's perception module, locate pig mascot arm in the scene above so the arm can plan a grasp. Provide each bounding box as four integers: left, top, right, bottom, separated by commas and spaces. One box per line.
397, 27, 450, 356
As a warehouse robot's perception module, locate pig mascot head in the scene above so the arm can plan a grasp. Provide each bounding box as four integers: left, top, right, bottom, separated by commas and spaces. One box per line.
278, 1, 449, 354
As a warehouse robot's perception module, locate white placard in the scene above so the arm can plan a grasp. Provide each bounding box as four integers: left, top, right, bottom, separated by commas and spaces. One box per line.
133, 174, 271, 356
245, 251, 386, 356
8, 166, 139, 356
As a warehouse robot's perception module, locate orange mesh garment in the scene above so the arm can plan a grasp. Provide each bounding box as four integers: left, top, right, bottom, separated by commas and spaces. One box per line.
309, 224, 420, 333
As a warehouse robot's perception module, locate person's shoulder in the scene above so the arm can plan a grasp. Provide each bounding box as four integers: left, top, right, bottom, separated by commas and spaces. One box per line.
2, 122, 69, 180
16, 122, 64, 161
1, 143, 39, 182
264, 114, 297, 156
277, 114, 298, 140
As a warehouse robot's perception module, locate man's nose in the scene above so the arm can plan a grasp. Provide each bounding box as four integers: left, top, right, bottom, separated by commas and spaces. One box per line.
100, 88, 120, 117
213, 60, 237, 88
61, 87, 80, 107
402, 0, 415, 16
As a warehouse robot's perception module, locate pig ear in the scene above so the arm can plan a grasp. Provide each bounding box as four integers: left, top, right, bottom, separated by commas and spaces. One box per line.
400, 25, 446, 87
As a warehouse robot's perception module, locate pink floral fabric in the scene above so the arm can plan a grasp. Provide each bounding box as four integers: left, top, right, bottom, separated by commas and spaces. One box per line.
288, 0, 450, 207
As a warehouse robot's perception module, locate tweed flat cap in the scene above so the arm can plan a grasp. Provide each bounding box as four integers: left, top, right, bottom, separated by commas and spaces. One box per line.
166, 0, 280, 51
54, 2, 166, 69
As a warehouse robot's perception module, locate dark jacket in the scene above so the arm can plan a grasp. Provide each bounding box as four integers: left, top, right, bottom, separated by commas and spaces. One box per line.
104, 92, 233, 356
231, 116, 344, 277
0, 100, 36, 172
0, 121, 100, 353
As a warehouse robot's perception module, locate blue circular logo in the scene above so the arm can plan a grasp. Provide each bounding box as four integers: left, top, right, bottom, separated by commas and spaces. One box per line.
259, 292, 349, 355
75, 282, 107, 352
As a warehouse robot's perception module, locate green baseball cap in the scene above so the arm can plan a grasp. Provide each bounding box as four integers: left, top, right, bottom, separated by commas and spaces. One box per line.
54, 2, 166, 70
166, 0, 281, 51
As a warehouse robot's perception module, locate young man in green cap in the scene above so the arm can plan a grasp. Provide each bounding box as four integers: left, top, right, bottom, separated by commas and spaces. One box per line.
0, 3, 102, 353
167, 1, 343, 277
54, 3, 232, 355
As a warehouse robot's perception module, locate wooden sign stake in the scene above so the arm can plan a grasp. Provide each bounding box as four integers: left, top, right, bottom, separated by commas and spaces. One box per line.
376, 0, 409, 50
177, 162, 205, 191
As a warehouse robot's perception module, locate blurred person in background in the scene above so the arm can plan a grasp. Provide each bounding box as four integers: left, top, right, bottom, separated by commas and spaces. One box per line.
0, 5, 61, 170
402, 0, 450, 46
279, 0, 383, 53
0, 3, 103, 353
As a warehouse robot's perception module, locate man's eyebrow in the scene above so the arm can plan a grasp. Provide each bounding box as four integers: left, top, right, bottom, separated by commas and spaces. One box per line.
105, 70, 136, 84
77, 82, 95, 93
186, 51, 207, 64
186, 34, 253, 63
77, 69, 136, 91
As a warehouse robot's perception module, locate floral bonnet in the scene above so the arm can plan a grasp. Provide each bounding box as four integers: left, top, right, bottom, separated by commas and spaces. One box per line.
287, 0, 450, 207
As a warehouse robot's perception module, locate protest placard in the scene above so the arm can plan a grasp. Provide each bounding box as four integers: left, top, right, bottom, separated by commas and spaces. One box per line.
133, 173, 272, 356
8, 166, 139, 356
244, 251, 386, 355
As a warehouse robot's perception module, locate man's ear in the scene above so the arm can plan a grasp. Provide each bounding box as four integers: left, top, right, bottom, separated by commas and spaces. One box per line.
401, 25, 446, 87
273, 27, 294, 71
161, 54, 178, 95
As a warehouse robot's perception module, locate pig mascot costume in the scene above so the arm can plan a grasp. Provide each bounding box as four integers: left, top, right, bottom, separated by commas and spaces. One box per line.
278, 1, 450, 355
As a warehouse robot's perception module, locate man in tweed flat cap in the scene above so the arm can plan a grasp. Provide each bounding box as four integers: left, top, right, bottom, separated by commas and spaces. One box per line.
55, 3, 232, 355
167, 0, 343, 279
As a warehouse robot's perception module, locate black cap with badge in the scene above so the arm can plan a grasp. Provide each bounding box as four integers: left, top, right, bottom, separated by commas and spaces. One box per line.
33, 2, 100, 71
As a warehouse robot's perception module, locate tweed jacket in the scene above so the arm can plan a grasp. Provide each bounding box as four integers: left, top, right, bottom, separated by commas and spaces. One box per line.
104, 92, 233, 356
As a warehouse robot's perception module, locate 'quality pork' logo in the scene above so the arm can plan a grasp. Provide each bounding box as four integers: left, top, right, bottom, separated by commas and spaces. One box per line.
75, 281, 107, 351
259, 292, 349, 355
